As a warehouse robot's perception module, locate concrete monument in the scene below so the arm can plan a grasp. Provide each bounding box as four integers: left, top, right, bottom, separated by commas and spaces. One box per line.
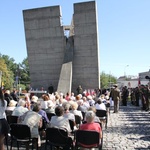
23, 1, 100, 94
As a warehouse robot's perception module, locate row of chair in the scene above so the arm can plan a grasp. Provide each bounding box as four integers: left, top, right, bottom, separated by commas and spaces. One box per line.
6, 109, 108, 129
46, 109, 108, 129
5, 109, 107, 149
8, 123, 103, 150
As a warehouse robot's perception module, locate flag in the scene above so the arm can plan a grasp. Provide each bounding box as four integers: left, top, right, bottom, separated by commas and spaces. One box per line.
138, 78, 141, 86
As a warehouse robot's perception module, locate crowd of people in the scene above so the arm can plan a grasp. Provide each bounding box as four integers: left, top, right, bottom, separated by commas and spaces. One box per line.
0, 83, 149, 149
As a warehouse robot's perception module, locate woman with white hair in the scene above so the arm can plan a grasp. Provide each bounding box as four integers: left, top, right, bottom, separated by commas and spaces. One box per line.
5, 100, 17, 116
69, 101, 83, 120
4, 90, 13, 106
63, 102, 75, 122
79, 111, 102, 143
12, 99, 28, 116
87, 95, 95, 106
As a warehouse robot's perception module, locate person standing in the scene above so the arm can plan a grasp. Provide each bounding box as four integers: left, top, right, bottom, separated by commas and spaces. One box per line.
143, 85, 149, 111
122, 86, 129, 106
10, 89, 19, 102
0, 88, 9, 150
76, 85, 83, 95
135, 87, 140, 106
48, 84, 54, 94
112, 84, 120, 113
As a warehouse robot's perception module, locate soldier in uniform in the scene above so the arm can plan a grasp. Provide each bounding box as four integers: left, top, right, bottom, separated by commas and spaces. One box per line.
112, 84, 121, 113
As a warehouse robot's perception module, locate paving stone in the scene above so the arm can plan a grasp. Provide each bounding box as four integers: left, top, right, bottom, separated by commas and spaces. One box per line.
103, 102, 150, 150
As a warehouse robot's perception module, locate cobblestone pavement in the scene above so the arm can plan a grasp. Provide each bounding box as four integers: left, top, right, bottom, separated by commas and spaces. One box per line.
102, 104, 150, 150
5, 103, 150, 150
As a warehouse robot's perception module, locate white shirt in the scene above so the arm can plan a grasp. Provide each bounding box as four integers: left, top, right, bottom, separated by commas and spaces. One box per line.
22, 111, 42, 138
12, 106, 28, 116
64, 112, 75, 122
0, 100, 7, 119
40, 100, 48, 109
6, 106, 16, 111
95, 103, 106, 110
50, 116, 71, 132
70, 109, 83, 120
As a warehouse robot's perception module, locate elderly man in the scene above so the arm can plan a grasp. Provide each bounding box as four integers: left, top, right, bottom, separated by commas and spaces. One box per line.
50, 106, 71, 133
12, 99, 28, 116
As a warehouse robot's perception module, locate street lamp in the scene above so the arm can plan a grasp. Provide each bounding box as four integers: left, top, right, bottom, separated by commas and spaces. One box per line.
124, 65, 129, 77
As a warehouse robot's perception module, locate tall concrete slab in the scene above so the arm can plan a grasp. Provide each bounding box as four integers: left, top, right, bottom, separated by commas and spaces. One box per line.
23, 6, 65, 91
72, 1, 100, 92
57, 35, 74, 94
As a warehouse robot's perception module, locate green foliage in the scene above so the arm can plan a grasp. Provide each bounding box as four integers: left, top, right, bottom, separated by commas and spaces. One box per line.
18, 83, 26, 91
0, 54, 30, 90
100, 71, 117, 89
0, 54, 18, 76
0, 57, 14, 89
19, 57, 30, 85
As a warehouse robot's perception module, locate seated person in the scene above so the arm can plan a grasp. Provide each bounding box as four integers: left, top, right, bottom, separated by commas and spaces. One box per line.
4, 90, 13, 106
95, 99, 106, 110
69, 101, 83, 120
12, 99, 28, 116
63, 102, 76, 131
63, 103, 75, 122
37, 103, 50, 124
40, 94, 50, 110
50, 106, 71, 133
18, 103, 42, 147
79, 111, 102, 146
6, 100, 17, 116
45, 100, 55, 114
100, 94, 107, 104
86, 106, 101, 123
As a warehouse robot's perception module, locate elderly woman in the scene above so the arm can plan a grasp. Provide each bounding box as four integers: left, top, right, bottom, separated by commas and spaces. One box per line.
63, 102, 75, 122
79, 111, 102, 145
5, 100, 17, 116
87, 106, 101, 123
4, 90, 13, 106
50, 106, 71, 133
69, 101, 83, 120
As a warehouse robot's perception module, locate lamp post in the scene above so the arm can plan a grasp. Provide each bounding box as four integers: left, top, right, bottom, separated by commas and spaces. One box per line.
124, 65, 129, 77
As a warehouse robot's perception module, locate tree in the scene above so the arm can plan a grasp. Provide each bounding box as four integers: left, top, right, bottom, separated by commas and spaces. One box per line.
100, 71, 117, 89
17, 57, 30, 91
20, 57, 30, 84
0, 57, 14, 89
0, 54, 18, 75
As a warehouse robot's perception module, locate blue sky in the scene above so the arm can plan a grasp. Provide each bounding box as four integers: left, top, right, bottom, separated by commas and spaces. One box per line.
0, 0, 150, 78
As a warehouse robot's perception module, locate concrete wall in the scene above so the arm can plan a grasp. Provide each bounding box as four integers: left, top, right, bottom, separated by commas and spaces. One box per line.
23, 6, 65, 91
72, 1, 100, 93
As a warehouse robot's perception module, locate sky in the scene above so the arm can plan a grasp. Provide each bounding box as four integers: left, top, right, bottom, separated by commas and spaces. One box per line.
0, 0, 150, 78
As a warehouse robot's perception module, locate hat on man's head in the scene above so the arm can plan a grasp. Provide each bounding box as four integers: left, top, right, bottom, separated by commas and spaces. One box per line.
31, 96, 38, 103
9, 100, 17, 107
113, 84, 118, 87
